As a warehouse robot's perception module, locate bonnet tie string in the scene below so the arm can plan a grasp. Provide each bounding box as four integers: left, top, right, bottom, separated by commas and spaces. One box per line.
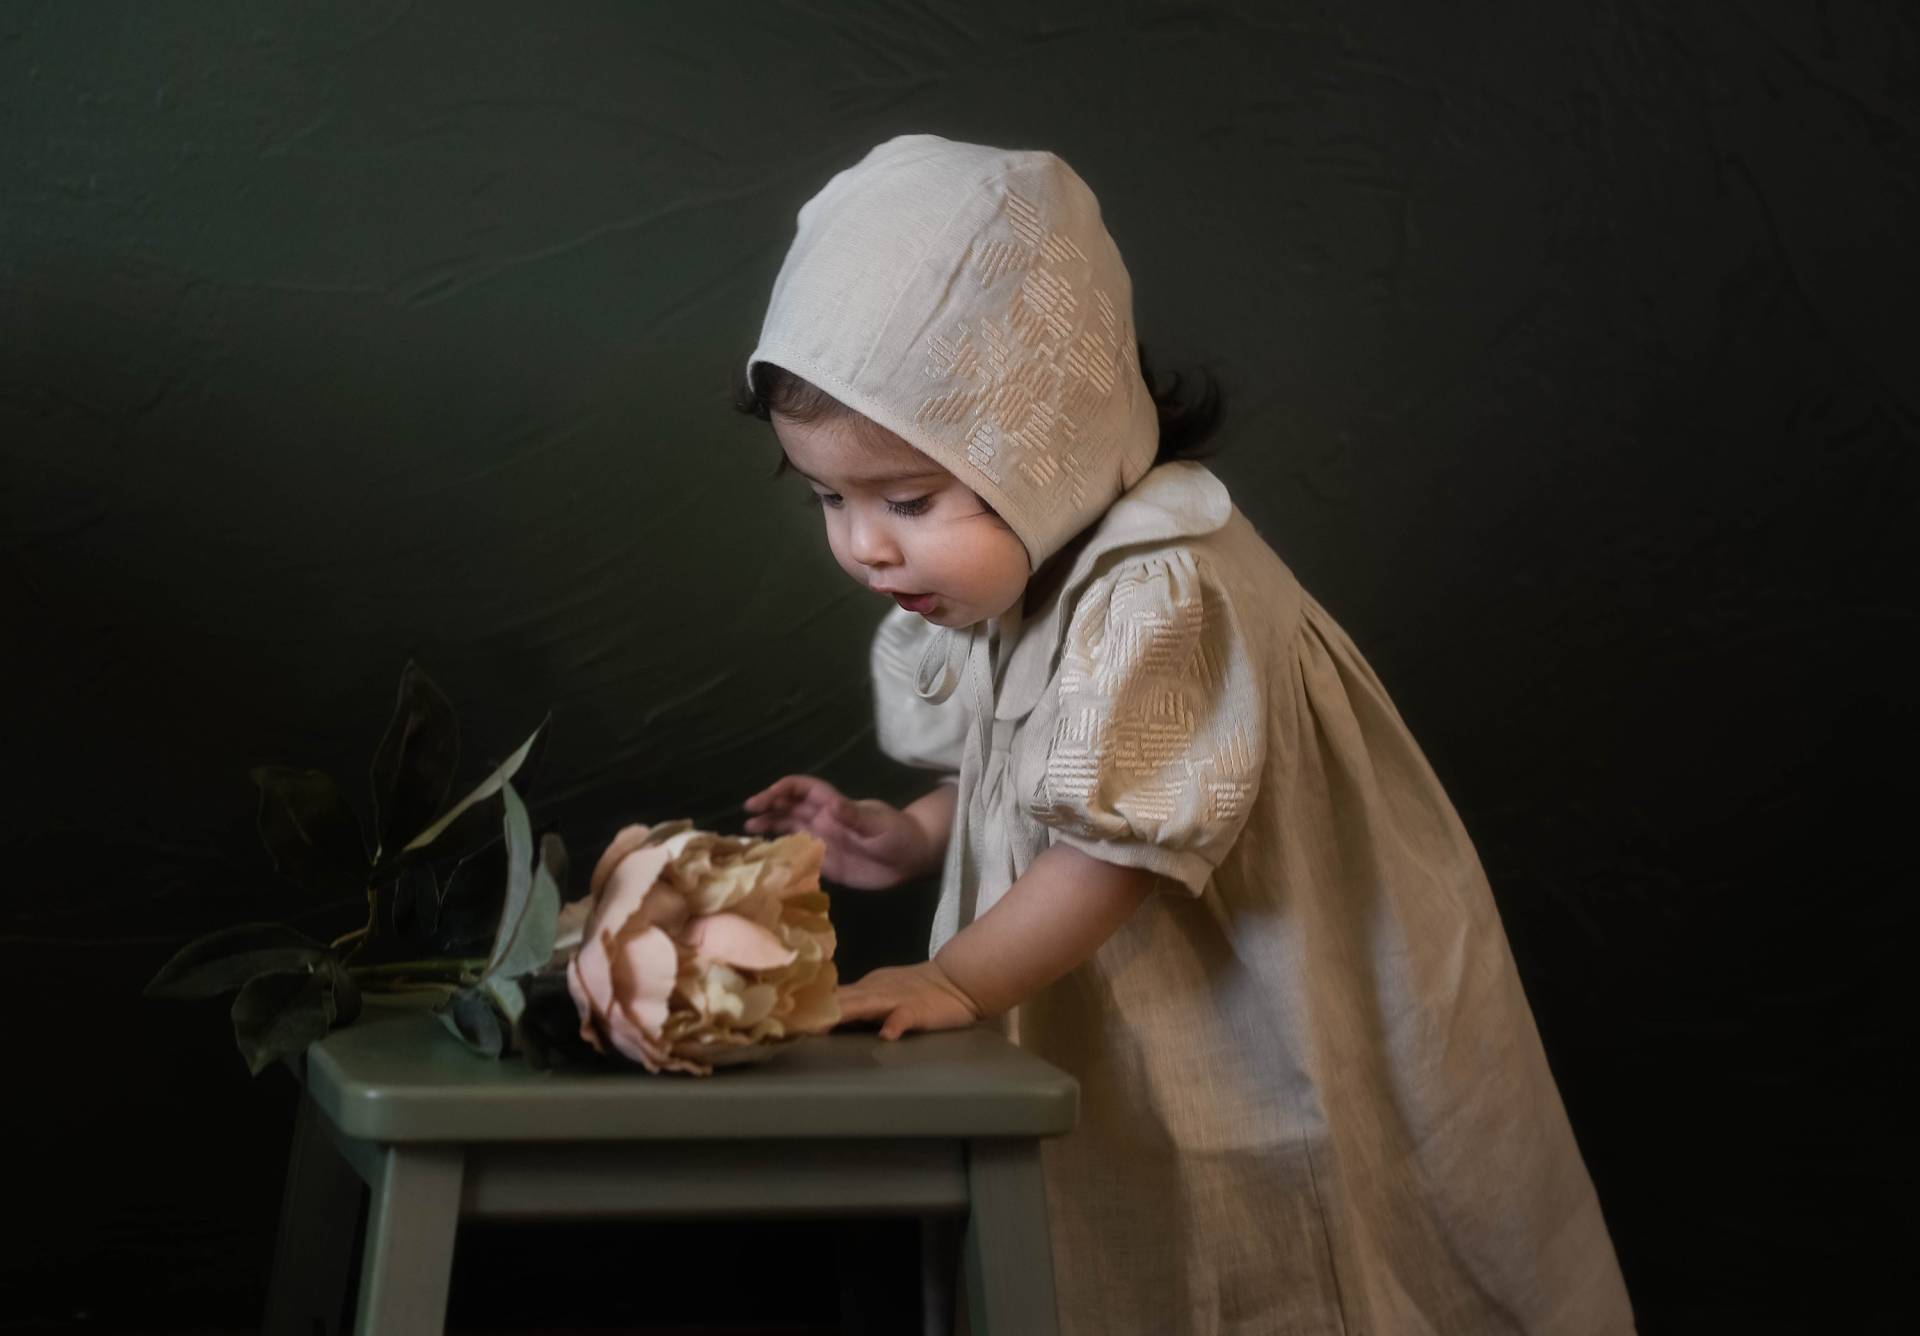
916, 621, 1001, 945
914, 626, 967, 704
956, 624, 996, 931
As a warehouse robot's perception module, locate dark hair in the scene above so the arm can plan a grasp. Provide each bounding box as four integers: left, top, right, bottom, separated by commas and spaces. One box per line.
733, 342, 1225, 466
1136, 344, 1225, 464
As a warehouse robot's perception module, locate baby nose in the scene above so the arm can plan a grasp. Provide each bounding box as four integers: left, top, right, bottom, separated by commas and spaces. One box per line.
847, 511, 901, 567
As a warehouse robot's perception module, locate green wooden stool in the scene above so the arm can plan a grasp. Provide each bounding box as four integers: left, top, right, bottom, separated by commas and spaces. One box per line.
264, 1002, 1077, 1334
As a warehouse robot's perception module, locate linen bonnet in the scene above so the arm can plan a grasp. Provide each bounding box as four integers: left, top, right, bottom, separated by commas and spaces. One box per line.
747, 134, 1158, 570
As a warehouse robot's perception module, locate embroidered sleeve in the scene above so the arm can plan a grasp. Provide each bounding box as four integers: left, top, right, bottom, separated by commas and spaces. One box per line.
871, 607, 968, 775
1026, 552, 1264, 895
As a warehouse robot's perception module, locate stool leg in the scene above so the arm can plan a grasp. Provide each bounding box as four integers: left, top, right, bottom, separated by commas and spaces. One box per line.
264, 1093, 366, 1336
962, 1138, 1058, 1336
354, 1145, 464, 1336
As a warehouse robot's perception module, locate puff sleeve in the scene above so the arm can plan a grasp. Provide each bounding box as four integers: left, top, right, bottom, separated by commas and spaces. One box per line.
870, 606, 969, 774
1020, 551, 1265, 895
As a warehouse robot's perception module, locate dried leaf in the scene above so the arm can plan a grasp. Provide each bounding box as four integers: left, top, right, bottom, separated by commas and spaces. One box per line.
368, 660, 460, 860
230, 956, 354, 1076
146, 923, 332, 999
251, 766, 370, 897
402, 715, 549, 854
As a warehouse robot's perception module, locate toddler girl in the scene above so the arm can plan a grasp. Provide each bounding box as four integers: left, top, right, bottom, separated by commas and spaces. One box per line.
740, 134, 1633, 1335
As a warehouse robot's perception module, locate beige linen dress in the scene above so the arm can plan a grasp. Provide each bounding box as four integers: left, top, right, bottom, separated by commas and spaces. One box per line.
872, 461, 1636, 1336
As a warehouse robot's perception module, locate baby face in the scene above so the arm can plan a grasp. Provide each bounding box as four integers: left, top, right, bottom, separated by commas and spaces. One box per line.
772, 411, 1029, 628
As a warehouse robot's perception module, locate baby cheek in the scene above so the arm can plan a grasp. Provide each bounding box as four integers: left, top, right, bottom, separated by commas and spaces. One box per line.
819, 514, 862, 581
978, 534, 1030, 613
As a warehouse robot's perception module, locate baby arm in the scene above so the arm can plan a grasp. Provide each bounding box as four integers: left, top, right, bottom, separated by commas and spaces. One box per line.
744, 776, 955, 890
838, 844, 1156, 1040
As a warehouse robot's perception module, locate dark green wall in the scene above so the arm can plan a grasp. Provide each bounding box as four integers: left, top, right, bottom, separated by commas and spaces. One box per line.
4, 1, 1913, 1331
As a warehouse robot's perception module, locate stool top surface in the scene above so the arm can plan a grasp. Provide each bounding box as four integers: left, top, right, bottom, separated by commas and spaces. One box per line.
303, 1004, 1078, 1143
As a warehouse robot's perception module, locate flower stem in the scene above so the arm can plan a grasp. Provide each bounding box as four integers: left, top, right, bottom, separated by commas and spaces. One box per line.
349, 958, 488, 985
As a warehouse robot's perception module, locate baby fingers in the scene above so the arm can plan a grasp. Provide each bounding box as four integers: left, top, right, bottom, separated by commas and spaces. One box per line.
835, 962, 980, 1042
747, 797, 837, 837
877, 1005, 920, 1042
744, 774, 827, 811
834, 983, 889, 1023
837, 987, 929, 1041
836, 984, 915, 1038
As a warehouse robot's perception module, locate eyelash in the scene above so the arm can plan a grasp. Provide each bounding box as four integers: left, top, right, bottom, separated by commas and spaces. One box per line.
809, 493, 930, 518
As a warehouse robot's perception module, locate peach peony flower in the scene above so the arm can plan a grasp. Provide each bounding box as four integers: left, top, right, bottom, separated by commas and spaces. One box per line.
562, 822, 838, 1075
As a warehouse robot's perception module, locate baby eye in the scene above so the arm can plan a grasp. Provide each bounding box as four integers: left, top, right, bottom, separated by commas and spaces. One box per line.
808, 491, 844, 509
886, 496, 930, 517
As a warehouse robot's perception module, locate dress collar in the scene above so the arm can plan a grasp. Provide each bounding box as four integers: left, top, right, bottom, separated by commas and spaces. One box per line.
993, 462, 1232, 722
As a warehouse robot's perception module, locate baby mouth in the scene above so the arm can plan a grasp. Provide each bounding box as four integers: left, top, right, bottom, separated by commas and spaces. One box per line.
887, 591, 938, 615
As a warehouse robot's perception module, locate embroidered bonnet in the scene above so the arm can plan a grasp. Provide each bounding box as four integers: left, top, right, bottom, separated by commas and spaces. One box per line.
747, 134, 1158, 570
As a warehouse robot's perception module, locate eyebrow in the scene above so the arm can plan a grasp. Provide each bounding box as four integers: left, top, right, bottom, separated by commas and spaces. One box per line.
783, 460, 947, 488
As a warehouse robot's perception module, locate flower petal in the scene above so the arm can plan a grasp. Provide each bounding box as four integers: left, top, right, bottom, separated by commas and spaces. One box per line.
609, 924, 678, 1036
603, 1015, 670, 1073
583, 843, 674, 945
736, 983, 780, 1028
549, 896, 593, 965
753, 834, 826, 899
567, 937, 614, 1052
695, 963, 749, 1021
684, 913, 798, 972
588, 823, 658, 899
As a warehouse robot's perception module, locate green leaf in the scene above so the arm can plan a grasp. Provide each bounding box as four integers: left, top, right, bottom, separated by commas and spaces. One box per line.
251, 766, 370, 897
484, 811, 563, 987
330, 959, 362, 1025
368, 661, 460, 860
386, 790, 503, 878
436, 987, 504, 1057
361, 713, 551, 882
146, 922, 332, 999
482, 783, 535, 973
388, 860, 441, 943
231, 956, 355, 1076
510, 713, 551, 802
428, 841, 509, 955
401, 715, 550, 855
482, 974, 526, 1025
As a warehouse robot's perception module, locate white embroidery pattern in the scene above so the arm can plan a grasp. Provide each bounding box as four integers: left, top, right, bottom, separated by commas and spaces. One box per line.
916, 188, 1134, 506
1032, 564, 1260, 853
1197, 724, 1258, 825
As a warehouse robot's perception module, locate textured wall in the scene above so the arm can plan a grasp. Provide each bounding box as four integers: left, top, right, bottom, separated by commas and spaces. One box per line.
4, 1, 1914, 1330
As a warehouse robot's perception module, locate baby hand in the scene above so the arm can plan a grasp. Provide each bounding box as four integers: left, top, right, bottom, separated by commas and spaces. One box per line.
742, 775, 934, 890
836, 960, 983, 1041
